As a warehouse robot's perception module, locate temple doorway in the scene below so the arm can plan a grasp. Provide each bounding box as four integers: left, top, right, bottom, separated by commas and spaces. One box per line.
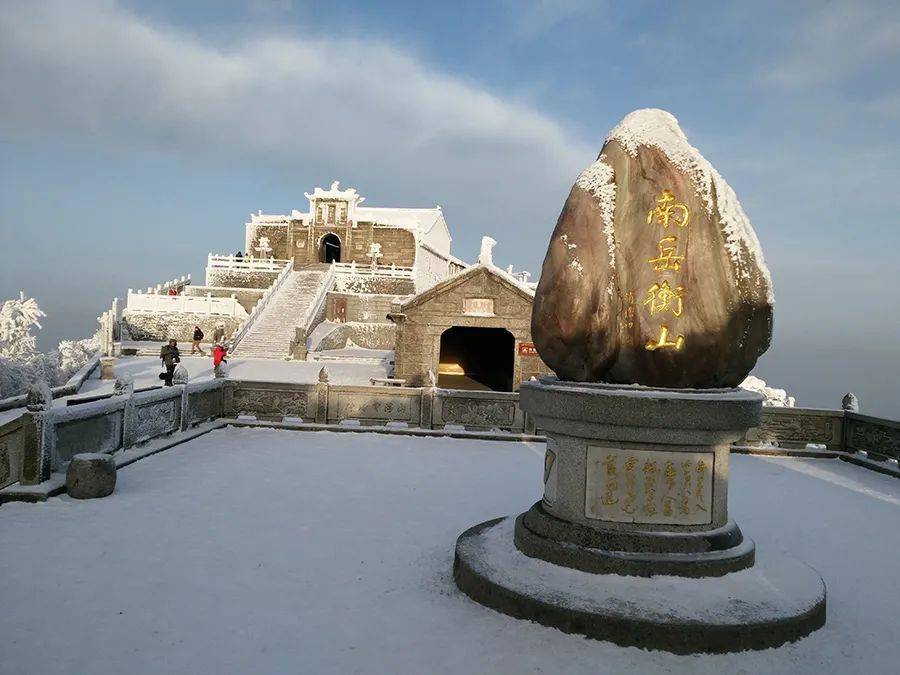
320, 233, 341, 263
438, 326, 514, 391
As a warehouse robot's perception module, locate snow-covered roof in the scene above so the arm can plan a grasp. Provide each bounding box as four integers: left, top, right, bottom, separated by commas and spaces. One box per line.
355, 207, 444, 235
400, 262, 534, 313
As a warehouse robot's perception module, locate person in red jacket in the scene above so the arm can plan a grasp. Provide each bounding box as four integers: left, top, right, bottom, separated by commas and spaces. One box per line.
213, 342, 228, 378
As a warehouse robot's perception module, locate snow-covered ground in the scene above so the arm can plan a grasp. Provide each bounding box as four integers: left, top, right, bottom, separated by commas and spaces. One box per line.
1, 428, 898, 674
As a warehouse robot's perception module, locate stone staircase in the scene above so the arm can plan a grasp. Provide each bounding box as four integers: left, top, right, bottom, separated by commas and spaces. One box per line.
231, 269, 328, 359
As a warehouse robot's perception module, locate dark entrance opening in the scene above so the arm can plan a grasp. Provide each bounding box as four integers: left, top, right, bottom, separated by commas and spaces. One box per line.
320, 233, 341, 263
438, 326, 514, 391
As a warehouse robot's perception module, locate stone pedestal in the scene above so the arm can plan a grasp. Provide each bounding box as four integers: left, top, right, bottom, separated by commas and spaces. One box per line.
453, 377, 826, 653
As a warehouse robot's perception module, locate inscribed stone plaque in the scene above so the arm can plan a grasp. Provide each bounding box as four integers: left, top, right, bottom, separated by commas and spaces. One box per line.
585, 446, 713, 525
463, 298, 494, 316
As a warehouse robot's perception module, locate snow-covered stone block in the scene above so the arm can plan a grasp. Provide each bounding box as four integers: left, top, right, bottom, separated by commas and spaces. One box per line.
66, 453, 116, 499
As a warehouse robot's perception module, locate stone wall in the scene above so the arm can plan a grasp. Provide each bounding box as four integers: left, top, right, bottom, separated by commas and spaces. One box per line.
315, 322, 396, 351
184, 286, 265, 312
122, 311, 242, 342
206, 268, 280, 289
393, 267, 552, 389
286, 221, 418, 267
325, 292, 407, 324
245, 223, 291, 260
332, 274, 415, 295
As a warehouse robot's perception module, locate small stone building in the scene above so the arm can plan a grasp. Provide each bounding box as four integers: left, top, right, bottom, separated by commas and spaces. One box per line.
390, 264, 550, 391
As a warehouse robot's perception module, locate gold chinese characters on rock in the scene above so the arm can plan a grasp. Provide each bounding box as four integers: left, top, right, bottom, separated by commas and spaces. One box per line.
585, 446, 714, 525
642, 189, 690, 352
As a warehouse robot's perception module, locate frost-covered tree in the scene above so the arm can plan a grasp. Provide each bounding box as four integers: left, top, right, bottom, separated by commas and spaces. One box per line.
0, 294, 100, 399
0, 292, 45, 359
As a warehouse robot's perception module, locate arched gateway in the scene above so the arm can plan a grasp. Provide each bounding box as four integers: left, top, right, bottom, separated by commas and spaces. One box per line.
319, 233, 341, 263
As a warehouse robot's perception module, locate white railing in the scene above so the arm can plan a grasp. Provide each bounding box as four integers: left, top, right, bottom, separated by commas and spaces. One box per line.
126, 290, 249, 318
332, 261, 415, 278
229, 259, 294, 351
141, 275, 192, 295
207, 253, 290, 272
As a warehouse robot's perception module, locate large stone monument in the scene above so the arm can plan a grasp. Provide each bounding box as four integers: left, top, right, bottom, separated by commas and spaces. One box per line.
453, 109, 826, 653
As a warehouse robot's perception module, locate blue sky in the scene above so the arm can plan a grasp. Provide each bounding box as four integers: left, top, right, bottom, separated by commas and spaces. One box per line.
1, 0, 898, 417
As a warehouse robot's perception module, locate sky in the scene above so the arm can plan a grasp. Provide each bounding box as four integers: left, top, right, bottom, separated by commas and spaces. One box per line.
0, 0, 898, 418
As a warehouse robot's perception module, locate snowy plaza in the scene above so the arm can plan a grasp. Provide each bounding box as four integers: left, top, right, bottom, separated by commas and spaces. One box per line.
1, 426, 899, 674
3, 1, 900, 672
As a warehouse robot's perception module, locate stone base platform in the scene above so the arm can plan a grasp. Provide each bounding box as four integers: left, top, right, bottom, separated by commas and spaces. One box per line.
515, 502, 755, 578
454, 517, 826, 654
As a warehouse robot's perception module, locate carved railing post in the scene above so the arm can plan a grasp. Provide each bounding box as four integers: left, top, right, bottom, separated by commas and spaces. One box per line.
19, 410, 49, 485
315, 367, 329, 424
420, 386, 434, 430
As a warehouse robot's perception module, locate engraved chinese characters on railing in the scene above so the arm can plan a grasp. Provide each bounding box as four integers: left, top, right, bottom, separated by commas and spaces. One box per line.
643, 189, 690, 352
341, 394, 411, 421
442, 398, 515, 427
585, 446, 713, 525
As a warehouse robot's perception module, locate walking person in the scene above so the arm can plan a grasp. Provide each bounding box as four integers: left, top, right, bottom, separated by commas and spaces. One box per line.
212, 323, 225, 344
159, 339, 181, 386
213, 342, 229, 379
191, 325, 206, 355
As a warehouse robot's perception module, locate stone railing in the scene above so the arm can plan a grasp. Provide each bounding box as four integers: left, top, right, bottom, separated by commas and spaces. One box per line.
7, 379, 225, 488
206, 254, 291, 272
843, 412, 900, 462
126, 290, 249, 318
4, 380, 898, 496
332, 261, 415, 278
228, 259, 294, 352
224, 379, 529, 432
0, 354, 102, 415
140, 274, 192, 295
0, 415, 25, 490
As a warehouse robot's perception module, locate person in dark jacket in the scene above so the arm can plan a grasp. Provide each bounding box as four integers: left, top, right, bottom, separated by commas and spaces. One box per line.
160, 339, 181, 386
191, 326, 205, 355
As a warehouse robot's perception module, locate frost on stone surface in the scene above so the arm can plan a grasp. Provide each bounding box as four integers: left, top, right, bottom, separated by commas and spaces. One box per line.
574, 156, 617, 270
607, 108, 774, 304
740, 375, 796, 407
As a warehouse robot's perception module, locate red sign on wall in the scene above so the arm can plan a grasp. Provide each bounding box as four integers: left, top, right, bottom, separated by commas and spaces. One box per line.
518, 342, 538, 356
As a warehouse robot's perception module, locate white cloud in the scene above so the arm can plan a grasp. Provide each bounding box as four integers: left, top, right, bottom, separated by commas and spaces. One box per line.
0, 0, 593, 261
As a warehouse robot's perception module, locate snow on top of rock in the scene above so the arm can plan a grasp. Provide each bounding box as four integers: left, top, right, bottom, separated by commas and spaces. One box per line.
607, 109, 774, 304
574, 155, 617, 272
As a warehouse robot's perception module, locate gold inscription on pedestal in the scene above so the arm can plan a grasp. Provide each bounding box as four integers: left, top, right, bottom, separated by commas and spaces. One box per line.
585, 446, 714, 525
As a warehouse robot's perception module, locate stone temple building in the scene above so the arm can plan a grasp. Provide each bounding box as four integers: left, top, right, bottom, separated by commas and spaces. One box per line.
246, 181, 462, 292
122, 181, 549, 391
